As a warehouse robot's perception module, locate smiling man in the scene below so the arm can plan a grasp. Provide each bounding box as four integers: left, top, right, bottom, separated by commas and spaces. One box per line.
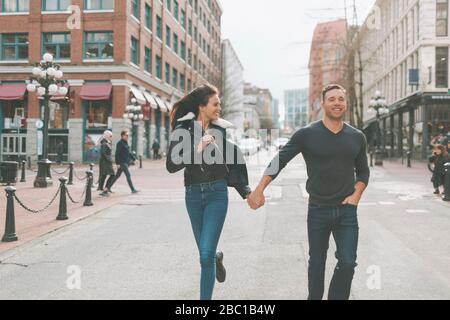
247, 84, 370, 300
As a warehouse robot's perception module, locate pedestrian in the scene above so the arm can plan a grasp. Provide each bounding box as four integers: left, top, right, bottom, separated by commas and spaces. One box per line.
110, 130, 139, 194
431, 144, 450, 195
166, 84, 252, 300
152, 139, 160, 160
247, 84, 370, 300
97, 131, 116, 196
56, 141, 64, 165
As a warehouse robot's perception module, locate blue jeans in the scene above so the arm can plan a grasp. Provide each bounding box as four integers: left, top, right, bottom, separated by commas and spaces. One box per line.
307, 203, 359, 300
185, 179, 229, 300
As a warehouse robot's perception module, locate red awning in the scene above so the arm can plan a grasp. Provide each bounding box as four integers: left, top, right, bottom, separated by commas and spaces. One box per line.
80, 82, 112, 100
0, 83, 27, 101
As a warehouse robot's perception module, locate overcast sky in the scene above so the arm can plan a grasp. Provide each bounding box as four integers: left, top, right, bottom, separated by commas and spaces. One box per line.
221, 0, 376, 105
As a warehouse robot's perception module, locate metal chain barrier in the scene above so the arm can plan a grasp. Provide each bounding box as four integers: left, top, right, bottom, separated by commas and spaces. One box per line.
73, 170, 87, 181
13, 188, 60, 214
66, 184, 86, 204
51, 166, 70, 175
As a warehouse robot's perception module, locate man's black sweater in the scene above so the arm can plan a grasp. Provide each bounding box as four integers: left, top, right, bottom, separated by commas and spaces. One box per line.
265, 120, 370, 206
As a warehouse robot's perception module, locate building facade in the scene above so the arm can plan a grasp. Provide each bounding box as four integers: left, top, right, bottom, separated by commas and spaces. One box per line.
284, 88, 308, 133
359, 0, 450, 160
272, 98, 280, 129
308, 19, 348, 122
221, 39, 245, 132
0, 0, 222, 163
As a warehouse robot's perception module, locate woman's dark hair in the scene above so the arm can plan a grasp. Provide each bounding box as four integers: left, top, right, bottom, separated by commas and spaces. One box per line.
170, 83, 219, 129
434, 144, 449, 158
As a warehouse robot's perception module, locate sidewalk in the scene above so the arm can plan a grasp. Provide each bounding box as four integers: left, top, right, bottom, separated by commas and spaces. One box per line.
0, 159, 182, 254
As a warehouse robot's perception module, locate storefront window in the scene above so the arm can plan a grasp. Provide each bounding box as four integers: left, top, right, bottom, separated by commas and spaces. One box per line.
1, 100, 27, 129
85, 100, 110, 129
41, 101, 69, 129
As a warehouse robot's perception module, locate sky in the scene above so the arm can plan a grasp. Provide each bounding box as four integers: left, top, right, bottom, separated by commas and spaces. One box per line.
220, 0, 376, 108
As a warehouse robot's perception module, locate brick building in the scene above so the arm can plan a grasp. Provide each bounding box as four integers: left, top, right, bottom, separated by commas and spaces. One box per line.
308, 19, 348, 122
0, 0, 222, 163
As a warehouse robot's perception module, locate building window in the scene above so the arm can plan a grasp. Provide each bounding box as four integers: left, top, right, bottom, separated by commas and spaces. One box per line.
41, 101, 69, 129
188, 79, 192, 91
145, 47, 151, 73
193, 54, 197, 70
172, 67, 178, 88
436, 47, 448, 88
166, 25, 171, 47
180, 40, 186, 61
84, 32, 113, 59
0, 33, 28, 60
84, 0, 114, 10
173, 0, 179, 20
187, 48, 192, 65
2, 0, 29, 12
188, 19, 193, 36
144, 5, 152, 31
156, 55, 162, 79
131, 0, 140, 19
173, 33, 178, 54
181, 9, 186, 29
85, 100, 110, 129
42, 0, 71, 11
437, 0, 448, 36
165, 62, 170, 84
180, 73, 185, 91
156, 15, 162, 39
166, 0, 171, 12
43, 33, 71, 60
131, 37, 139, 65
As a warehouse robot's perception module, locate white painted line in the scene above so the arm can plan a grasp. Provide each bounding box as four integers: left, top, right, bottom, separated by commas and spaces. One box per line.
379, 201, 396, 205
406, 209, 429, 214
359, 202, 377, 206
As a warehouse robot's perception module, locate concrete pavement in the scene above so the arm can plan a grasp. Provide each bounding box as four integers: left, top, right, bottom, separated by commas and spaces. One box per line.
0, 149, 450, 299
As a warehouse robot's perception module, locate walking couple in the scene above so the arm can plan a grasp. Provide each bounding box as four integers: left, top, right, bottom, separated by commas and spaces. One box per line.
166, 83, 370, 300
97, 130, 139, 196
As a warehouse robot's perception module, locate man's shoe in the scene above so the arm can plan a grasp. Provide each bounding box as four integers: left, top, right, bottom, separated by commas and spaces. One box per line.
107, 188, 114, 194
131, 189, 139, 194
434, 189, 440, 195
100, 191, 109, 197
215, 251, 226, 283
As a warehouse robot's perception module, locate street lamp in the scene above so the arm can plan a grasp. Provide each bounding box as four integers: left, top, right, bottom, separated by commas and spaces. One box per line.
369, 90, 389, 166
27, 53, 68, 188
123, 98, 144, 153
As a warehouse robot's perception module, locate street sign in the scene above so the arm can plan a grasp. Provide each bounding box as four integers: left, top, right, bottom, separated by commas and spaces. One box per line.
36, 120, 44, 129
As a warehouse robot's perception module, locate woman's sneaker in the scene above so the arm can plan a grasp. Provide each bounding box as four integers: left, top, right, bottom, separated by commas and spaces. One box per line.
215, 251, 226, 283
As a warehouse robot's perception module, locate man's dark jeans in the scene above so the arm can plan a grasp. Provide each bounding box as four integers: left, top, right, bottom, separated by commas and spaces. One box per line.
307, 203, 359, 300
114, 163, 136, 192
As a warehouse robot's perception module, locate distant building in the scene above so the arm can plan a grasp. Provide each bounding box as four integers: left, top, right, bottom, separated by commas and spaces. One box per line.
272, 98, 280, 129
309, 19, 348, 122
284, 88, 308, 133
243, 82, 273, 131
221, 39, 245, 131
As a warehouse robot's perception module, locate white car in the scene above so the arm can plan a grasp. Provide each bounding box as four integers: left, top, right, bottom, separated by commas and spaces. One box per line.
274, 137, 289, 150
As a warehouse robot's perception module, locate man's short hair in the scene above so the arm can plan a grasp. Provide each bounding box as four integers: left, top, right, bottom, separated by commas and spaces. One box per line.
322, 84, 347, 101
121, 130, 129, 137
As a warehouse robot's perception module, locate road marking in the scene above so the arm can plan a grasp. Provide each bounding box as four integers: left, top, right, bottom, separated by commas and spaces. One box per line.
379, 201, 396, 205
406, 209, 429, 213
359, 202, 377, 206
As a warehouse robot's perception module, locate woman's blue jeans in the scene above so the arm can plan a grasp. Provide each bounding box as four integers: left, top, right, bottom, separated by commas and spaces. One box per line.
307, 203, 359, 300
185, 179, 229, 300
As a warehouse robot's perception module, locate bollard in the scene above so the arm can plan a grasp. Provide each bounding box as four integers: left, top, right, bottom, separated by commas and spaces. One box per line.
370, 152, 374, 167
443, 163, 450, 202
56, 177, 69, 221
83, 170, 94, 207
27, 156, 31, 170
2, 187, 18, 242
139, 155, 143, 169
407, 151, 412, 168
20, 160, 26, 183
68, 162, 74, 185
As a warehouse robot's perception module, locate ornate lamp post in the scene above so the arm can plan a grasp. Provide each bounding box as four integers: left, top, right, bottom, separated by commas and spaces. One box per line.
123, 98, 144, 153
369, 90, 389, 166
27, 53, 68, 188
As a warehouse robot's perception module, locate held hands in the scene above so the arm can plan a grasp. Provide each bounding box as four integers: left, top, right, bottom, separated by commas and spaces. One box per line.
247, 189, 266, 210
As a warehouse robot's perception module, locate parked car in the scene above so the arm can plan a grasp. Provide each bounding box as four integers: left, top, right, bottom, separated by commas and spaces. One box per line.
274, 137, 289, 150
